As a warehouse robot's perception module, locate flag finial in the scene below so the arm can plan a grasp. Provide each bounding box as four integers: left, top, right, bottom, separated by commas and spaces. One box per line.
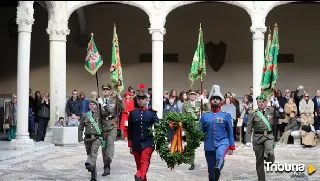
91, 33, 94, 37
200, 23, 202, 30
114, 23, 116, 29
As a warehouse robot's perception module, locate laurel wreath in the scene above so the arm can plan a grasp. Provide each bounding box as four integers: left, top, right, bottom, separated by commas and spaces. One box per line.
153, 112, 204, 169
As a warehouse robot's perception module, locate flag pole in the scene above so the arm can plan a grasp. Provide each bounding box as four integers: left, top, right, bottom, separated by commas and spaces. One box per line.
200, 23, 203, 115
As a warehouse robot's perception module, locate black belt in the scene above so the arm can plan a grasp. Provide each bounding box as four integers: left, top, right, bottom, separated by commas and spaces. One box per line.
85, 134, 98, 139
254, 131, 272, 134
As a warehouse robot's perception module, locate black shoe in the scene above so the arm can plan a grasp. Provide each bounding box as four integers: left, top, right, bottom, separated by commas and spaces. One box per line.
102, 171, 110, 176
90, 179, 97, 181
85, 163, 93, 172
134, 175, 143, 181
188, 164, 195, 170
214, 168, 221, 181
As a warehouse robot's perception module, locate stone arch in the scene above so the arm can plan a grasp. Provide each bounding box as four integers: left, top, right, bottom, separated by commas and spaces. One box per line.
264, 1, 308, 17
163, 1, 252, 20
66, 1, 151, 21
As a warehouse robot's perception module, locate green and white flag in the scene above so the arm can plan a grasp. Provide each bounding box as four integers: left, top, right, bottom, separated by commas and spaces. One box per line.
110, 24, 124, 93
85, 34, 103, 75
261, 23, 279, 98
189, 24, 206, 88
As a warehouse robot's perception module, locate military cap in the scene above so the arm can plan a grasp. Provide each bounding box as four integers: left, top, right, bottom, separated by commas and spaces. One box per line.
88, 99, 98, 105
101, 84, 112, 90
188, 89, 197, 95
256, 94, 267, 101
136, 83, 147, 98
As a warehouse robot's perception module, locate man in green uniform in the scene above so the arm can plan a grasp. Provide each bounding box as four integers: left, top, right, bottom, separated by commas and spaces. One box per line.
246, 95, 279, 181
78, 99, 105, 181
182, 89, 208, 170
99, 84, 125, 176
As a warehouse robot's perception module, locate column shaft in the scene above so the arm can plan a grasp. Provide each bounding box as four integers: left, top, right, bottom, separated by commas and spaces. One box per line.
150, 29, 164, 118
251, 28, 266, 109
49, 40, 67, 127
16, 31, 31, 139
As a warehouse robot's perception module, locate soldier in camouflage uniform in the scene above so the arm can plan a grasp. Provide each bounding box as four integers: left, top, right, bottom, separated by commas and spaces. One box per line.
99, 84, 125, 176
246, 95, 280, 181
182, 89, 208, 170
78, 99, 105, 181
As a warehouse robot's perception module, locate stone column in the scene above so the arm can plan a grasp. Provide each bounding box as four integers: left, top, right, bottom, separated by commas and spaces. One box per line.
10, 2, 35, 150
45, 26, 70, 142
250, 25, 266, 109
149, 27, 166, 119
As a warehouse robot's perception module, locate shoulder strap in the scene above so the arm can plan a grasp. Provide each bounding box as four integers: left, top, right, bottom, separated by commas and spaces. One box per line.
256, 111, 272, 131
86, 112, 105, 147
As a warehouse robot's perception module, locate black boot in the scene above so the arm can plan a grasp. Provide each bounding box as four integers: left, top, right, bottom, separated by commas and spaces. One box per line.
134, 175, 143, 181
102, 167, 110, 176
90, 164, 97, 181
85, 163, 93, 172
188, 163, 195, 170
214, 168, 221, 181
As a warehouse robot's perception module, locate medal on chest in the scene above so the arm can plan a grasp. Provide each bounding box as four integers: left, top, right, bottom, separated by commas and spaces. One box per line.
216, 117, 224, 124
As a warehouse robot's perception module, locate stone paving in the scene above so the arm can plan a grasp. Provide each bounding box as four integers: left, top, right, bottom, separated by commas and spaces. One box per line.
0, 141, 319, 181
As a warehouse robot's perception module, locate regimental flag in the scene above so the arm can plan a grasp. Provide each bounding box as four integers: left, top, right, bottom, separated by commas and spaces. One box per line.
261, 23, 279, 98
110, 23, 124, 93
85, 33, 103, 75
189, 23, 206, 88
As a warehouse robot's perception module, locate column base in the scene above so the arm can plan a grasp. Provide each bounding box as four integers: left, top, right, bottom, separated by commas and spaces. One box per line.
9, 133, 35, 150
44, 127, 54, 143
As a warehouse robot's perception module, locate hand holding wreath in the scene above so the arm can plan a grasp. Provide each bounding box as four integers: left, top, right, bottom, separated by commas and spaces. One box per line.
153, 112, 204, 169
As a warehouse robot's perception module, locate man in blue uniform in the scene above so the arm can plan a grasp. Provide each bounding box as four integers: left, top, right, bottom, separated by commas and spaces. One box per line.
128, 83, 159, 181
200, 85, 235, 181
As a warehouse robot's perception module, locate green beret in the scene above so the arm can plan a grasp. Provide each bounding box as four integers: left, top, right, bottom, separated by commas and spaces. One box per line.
88, 99, 98, 105
256, 95, 267, 101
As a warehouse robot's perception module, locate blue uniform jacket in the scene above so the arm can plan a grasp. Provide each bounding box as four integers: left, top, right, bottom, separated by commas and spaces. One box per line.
128, 108, 159, 152
200, 110, 235, 151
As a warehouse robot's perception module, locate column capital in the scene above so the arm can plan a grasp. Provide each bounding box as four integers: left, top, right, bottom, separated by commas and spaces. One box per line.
16, 1, 34, 33
46, 27, 70, 41
250, 13, 266, 40
47, 8, 70, 41
149, 14, 166, 41
16, 18, 35, 33
250, 26, 267, 40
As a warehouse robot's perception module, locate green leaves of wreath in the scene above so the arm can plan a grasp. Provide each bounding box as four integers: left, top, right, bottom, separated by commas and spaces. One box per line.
153, 112, 204, 169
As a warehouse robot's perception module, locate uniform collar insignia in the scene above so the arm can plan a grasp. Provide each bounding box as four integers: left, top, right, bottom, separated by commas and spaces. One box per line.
138, 106, 147, 111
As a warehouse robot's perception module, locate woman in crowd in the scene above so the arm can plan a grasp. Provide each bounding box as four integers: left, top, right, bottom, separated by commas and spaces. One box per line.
239, 95, 253, 144
177, 91, 187, 112
5, 94, 17, 141
283, 97, 297, 132
120, 91, 134, 141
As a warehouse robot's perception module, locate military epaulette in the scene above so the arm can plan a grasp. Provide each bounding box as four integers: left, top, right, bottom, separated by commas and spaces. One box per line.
149, 109, 157, 113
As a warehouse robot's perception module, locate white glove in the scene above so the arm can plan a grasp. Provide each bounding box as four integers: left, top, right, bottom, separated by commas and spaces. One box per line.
182, 131, 185, 136
297, 85, 304, 90
199, 95, 205, 100
227, 150, 233, 155
272, 100, 279, 108
279, 107, 284, 112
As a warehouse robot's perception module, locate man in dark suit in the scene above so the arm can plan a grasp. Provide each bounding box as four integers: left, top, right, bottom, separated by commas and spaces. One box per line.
312, 90, 320, 130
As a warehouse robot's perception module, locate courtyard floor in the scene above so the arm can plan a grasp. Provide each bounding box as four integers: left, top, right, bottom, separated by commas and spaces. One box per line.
0, 141, 319, 181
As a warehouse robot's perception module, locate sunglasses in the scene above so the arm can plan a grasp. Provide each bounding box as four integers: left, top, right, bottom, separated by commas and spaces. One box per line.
102, 88, 110, 91
305, 96, 309, 98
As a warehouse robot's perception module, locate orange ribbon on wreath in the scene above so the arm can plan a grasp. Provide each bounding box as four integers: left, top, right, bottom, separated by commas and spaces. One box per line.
169, 121, 183, 154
